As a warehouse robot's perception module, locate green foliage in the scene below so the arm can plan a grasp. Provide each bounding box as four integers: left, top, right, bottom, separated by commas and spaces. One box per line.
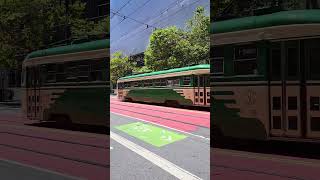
0, 0, 109, 68
144, 6, 209, 71
134, 66, 151, 74
144, 27, 191, 71
110, 51, 134, 85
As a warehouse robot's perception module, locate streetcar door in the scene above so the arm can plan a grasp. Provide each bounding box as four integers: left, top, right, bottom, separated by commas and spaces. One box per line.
194, 75, 206, 106
26, 66, 40, 120
269, 41, 302, 138
305, 39, 320, 139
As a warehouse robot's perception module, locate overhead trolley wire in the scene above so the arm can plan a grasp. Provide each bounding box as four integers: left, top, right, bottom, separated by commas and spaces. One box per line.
111, 0, 134, 19
111, 0, 205, 45
111, 0, 183, 44
111, 0, 154, 31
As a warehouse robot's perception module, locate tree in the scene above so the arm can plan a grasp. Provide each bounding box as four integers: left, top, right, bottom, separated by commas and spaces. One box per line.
110, 51, 134, 86
144, 27, 192, 71
144, 6, 210, 71
186, 6, 210, 64
0, 0, 108, 68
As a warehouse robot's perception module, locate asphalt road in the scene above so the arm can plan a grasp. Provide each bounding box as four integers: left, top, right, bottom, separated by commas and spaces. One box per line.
110, 96, 210, 180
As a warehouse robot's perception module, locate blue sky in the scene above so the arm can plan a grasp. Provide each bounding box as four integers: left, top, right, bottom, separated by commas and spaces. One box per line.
110, 0, 210, 55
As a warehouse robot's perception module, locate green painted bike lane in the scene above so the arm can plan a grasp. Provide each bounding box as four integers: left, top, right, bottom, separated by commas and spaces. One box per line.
115, 122, 188, 147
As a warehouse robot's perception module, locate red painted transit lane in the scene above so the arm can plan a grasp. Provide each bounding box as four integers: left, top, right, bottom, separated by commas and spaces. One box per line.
211, 148, 320, 180
110, 96, 209, 118
0, 112, 109, 180
110, 97, 210, 133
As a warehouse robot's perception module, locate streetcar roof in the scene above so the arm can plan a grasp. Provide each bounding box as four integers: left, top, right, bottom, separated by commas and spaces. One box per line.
210, 10, 320, 34
24, 39, 110, 60
119, 64, 210, 81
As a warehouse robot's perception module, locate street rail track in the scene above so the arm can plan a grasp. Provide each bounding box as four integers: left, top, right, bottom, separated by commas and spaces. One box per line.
0, 132, 107, 149
111, 105, 210, 129
212, 164, 309, 180
111, 100, 209, 118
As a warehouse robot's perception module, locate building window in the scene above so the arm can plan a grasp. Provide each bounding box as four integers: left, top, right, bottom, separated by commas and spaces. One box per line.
234, 45, 257, 75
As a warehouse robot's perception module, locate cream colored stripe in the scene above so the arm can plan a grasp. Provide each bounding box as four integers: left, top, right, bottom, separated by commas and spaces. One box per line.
118, 69, 210, 83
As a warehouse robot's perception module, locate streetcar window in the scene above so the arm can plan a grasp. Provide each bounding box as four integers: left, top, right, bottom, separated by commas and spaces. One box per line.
57, 64, 65, 73
288, 116, 298, 130
154, 79, 162, 87
40, 65, 48, 84
310, 97, 320, 111
288, 96, 297, 110
124, 82, 130, 88
145, 80, 153, 87
133, 82, 139, 87
287, 48, 298, 79
182, 76, 191, 86
272, 97, 281, 110
272, 116, 282, 129
56, 73, 66, 82
66, 62, 78, 82
117, 83, 123, 89
47, 64, 57, 72
271, 49, 281, 80
309, 48, 320, 80
311, 117, 320, 131
212, 47, 224, 74
43, 64, 56, 83
160, 79, 166, 86
213, 58, 224, 74
166, 78, 179, 87
205, 76, 210, 87
46, 73, 56, 83
166, 79, 173, 87
234, 45, 257, 75
90, 59, 105, 81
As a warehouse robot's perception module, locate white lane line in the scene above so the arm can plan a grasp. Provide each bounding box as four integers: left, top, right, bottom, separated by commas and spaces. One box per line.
110, 131, 203, 180
111, 112, 210, 141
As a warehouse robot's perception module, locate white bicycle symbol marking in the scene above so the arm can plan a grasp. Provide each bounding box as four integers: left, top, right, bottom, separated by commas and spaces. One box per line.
160, 130, 173, 142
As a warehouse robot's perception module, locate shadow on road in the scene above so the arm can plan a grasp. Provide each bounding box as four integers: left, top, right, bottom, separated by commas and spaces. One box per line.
28, 122, 109, 135
214, 138, 320, 160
